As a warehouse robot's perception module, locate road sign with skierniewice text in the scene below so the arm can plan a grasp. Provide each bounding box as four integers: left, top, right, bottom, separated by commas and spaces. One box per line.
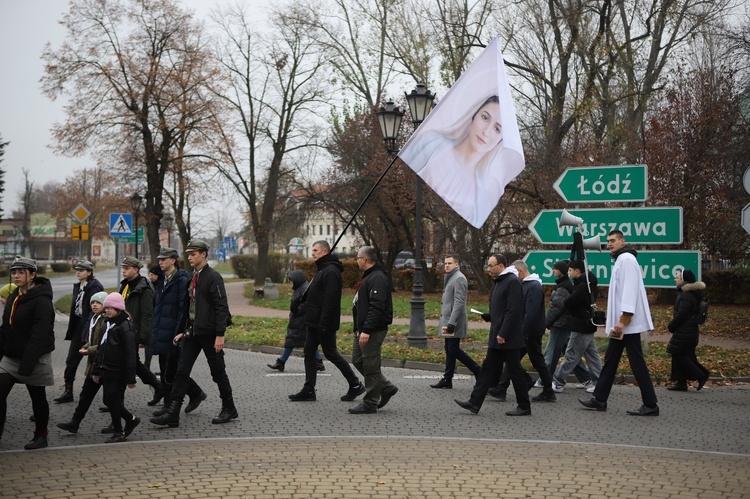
522, 250, 700, 288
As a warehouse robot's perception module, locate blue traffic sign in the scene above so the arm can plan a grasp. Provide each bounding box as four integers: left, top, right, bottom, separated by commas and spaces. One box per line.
110, 213, 133, 236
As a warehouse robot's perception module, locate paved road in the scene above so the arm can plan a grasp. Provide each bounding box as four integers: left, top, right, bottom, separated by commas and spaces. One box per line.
0, 313, 749, 497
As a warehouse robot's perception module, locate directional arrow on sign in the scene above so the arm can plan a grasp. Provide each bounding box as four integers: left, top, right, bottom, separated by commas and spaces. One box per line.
523, 250, 701, 288
528, 207, 683, 245
553, 164, 648, 203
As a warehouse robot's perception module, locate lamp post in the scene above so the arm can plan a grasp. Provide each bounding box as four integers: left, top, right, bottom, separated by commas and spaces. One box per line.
376, 84, 435, 348
130, 193, 142, 259
164, 213, 174, 247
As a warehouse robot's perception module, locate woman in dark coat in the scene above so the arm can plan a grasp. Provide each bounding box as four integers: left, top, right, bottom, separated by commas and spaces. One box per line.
267, 270, 323, 372
0, 257, 55, 450
667, 269, 710, 391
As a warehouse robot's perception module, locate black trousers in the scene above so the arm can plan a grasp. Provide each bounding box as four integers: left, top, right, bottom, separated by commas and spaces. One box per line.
72, 376, 102, 422
101, 377, 132, 433
670, 347, 709, 384
171, 335, 233, 404
0, 373, 49, 434
160, 351, 203, 400
303, 327, 358, 392
470, 348, 530, 410
593, 333, 657, 406
498, 337, 552, 391
63, 326, 85, 385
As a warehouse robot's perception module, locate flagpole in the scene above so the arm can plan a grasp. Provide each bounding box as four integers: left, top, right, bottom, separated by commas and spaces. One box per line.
330, 154, 400, 254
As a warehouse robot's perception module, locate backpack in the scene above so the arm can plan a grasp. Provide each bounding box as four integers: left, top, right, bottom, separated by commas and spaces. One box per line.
695, 299, 708, 325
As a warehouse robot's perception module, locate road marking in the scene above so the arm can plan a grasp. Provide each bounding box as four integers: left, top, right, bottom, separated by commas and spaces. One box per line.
266, 373, 332, 377
403, 375, 474, 380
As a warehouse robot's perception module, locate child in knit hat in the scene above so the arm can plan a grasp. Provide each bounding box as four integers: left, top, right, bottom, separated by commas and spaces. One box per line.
92, 293, 140, 443
56, 291, 109, 434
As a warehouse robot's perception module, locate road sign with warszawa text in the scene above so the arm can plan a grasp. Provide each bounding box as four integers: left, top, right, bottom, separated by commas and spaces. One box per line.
528, 207, 683, 245
553, 164, 648, 203
523, 250, 700, 288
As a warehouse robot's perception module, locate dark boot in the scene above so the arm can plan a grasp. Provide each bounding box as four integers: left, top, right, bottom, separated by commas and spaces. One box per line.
147, 380, 164, 406
430, 378, 452, 389
316, 359, 325, 372
184, 390, 207, 414
150, 400, 182, 428
211, 398, 239, 424
24, 434, 48, 450
56, 419, 81, 434
153, 383, 173, 416
54, 382, 74, 404
267, 358, 285, 372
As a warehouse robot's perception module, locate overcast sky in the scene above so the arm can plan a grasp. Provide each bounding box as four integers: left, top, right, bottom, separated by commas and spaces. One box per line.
0, 0, 266, 222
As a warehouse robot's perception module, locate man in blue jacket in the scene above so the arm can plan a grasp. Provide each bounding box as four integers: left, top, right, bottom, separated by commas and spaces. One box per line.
455, 254, 530, 416
348, 246, 398, 414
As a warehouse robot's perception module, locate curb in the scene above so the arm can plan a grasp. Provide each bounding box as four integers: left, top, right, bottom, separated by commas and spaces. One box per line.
225, 342, 750, 384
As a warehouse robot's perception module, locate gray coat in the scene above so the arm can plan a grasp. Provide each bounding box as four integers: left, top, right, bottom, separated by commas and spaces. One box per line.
438, 267, 468, 339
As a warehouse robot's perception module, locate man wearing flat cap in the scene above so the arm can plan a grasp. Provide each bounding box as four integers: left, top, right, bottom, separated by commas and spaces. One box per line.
149, 247, 207, 416
151, 239, 238, 428
53, 260, 103, 404
118, 256, 162, 406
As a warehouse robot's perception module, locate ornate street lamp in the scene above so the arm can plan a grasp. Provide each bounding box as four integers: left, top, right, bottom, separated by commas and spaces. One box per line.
376, 101, 404, 154
403, 84, 436, 348
164, 213, 174, 247
130, 193, 143, 259
375, 84, 435, 348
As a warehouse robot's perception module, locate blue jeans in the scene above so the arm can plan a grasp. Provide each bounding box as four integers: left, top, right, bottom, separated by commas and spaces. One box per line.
280, 348, 322, 363
545, 327, 591, 383
553, 332, 602, 386
443, 338, 480, 380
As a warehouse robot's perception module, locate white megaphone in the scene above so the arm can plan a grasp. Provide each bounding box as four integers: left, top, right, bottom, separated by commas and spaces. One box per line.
582, 235, 602, 252
558, 209, 584, 228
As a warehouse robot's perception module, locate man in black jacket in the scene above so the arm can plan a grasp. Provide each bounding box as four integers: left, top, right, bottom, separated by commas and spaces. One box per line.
54, 260, 103, 404
289, 240, 364, 402
151, 239, 238, 427
455, 254, 531, 416
348, 246, 398, 414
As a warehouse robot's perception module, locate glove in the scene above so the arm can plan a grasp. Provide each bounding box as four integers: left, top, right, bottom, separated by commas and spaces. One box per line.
446, 324, 455, 334
481, 313, 491, 322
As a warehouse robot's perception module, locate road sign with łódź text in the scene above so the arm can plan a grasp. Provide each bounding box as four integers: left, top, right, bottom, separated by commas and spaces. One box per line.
522, 250, 700, 288
553, 165, 648, 203
528, 207, 682, 245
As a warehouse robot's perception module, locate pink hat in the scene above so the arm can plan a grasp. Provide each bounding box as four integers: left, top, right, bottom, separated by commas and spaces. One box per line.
102, 293, 126, 311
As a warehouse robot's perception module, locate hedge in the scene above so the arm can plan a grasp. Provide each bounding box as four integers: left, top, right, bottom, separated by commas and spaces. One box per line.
230, 253, 300, 282
50, 262, 72, 273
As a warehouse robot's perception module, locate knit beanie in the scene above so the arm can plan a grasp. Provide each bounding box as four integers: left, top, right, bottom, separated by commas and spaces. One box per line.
90, 291, 109, 305
102, 293, 126, 311
553, 260, 569, 274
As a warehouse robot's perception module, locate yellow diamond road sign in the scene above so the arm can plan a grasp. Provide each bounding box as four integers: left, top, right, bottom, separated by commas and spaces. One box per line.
71, 204, 90, 223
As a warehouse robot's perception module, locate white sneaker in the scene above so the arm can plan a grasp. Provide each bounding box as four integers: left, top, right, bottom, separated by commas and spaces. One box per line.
533, 379, 543, 388
587, 385, 595, 393
552, 381, 564, 393
576, 380, 594, 389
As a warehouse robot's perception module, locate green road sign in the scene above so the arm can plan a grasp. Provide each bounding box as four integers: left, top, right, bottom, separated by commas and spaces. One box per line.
523, 250, 701, 288
120, 226, 144, 244
553, 164, 648, 203
528, 207, 683, 245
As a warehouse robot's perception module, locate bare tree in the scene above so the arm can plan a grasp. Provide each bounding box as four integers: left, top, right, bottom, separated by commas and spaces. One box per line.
41, 0, 221, 261
210, 3, 329, 285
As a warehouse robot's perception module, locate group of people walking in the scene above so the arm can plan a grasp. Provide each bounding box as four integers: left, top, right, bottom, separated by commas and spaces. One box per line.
1, 230, 710, 450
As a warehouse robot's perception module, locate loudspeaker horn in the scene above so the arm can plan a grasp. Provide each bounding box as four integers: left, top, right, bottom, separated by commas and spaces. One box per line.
558, 209, 584, 228
582, 235, 602, 252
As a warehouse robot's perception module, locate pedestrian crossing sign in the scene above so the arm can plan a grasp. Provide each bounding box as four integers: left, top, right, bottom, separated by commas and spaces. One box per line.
109, 213, 133, 236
